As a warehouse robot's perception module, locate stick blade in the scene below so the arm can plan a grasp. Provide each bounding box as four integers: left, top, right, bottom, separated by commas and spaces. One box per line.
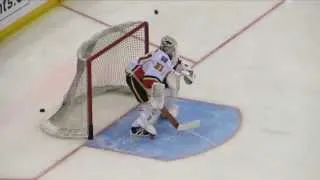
177, 120, 200, 131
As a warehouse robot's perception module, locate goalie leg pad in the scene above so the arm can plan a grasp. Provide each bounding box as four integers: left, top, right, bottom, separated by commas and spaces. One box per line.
166, 71, 180, 92
150, 82, 165, 109
164, 72, 180, 118
131, 81, 164, 136
165, 88, 179, 118
132, 104, 158, 136
131, 82, 166, 136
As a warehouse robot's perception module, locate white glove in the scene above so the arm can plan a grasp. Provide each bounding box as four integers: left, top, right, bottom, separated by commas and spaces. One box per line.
182, 69, 195, 85
180, 64, 195, 85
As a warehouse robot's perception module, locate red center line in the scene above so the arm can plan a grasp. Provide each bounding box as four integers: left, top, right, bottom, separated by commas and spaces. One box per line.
193, 0, 286, 68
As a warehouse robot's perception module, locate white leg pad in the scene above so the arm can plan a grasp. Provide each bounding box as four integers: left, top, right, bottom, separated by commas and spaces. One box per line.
165, 98, 179, 118
150, 82, 165, 109
165, 87, 179, 118
168, 103, 179, 118
166, 71, 181, 92
132, 116, 157, 135
164, 71, 181, 118
132, 103, 159, 135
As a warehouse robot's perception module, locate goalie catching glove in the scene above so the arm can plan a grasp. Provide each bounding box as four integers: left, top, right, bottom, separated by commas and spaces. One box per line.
182, 68, 195, 85
174, 59, 195, 85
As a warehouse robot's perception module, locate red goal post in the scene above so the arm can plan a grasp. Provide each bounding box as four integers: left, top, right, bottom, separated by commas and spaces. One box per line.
40, 21, 149, 139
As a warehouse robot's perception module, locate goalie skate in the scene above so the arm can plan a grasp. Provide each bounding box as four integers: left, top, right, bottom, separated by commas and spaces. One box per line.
130, 127, 155, 139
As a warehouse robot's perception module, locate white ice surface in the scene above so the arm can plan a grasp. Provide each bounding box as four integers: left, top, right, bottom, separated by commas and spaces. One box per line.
0, 1, 319, 180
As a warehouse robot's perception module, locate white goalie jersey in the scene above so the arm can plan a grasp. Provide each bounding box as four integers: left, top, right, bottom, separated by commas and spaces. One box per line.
127, 49, 179, 88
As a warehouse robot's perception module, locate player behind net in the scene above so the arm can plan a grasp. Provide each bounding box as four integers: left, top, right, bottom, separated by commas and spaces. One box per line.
125, 36, 196, 137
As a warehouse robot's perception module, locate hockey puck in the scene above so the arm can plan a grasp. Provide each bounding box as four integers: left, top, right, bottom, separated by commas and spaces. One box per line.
40, 108, 45, 112
154, 9, 158, 15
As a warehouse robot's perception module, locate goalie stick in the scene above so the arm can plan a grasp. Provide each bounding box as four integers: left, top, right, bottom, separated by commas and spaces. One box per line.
126, 68, 200, 131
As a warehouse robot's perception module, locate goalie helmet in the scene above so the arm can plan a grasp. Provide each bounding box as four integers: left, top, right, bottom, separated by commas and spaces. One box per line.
160, 35, 177, 59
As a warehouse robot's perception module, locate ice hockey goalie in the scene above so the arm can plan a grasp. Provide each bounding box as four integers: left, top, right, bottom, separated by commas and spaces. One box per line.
125, 35, 195, 137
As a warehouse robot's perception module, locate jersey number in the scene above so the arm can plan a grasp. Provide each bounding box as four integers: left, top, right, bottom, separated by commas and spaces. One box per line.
154, 63, 164, 72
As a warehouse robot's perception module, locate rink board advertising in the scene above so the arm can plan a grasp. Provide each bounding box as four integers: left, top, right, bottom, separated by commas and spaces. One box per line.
0, 0, 46, 30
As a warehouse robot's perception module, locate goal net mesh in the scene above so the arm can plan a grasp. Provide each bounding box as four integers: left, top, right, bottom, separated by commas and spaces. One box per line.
40, 21, 149, 139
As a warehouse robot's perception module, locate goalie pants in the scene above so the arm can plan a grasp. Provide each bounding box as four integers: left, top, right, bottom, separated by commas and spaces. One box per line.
126, 74, 149, 103
126, 73, 177, 104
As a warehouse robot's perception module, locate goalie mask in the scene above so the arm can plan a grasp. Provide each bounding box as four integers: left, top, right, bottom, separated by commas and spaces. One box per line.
160, 36, 177, 59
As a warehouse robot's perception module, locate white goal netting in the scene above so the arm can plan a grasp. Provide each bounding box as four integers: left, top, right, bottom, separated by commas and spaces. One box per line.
40, 21, 149, 139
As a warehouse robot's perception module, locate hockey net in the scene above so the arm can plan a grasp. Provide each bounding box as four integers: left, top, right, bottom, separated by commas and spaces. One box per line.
40, 21, 149, 139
